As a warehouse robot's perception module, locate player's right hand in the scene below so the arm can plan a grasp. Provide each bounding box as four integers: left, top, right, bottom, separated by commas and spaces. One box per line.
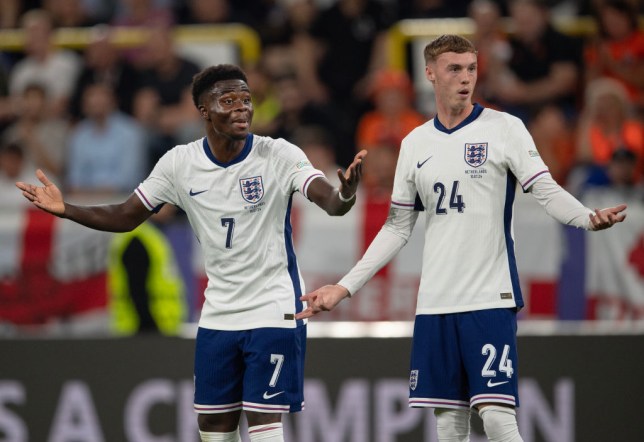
15, 169, 66, 216
295, 284, 351, 319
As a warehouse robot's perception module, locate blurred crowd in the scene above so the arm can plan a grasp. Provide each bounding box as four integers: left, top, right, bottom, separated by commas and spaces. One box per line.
0, 0, 642, 206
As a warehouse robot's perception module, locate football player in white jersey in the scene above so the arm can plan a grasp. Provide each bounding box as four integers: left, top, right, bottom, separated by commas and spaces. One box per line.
16, 64, 367, 442
296, 35, 627, 442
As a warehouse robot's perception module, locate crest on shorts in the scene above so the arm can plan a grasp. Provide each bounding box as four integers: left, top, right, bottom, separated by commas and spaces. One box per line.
240, 176, 264, 204
464, 143, 488, 167
409, 370, 419, 391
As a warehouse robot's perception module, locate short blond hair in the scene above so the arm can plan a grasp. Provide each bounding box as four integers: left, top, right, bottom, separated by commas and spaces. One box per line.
423, 34, 477, 64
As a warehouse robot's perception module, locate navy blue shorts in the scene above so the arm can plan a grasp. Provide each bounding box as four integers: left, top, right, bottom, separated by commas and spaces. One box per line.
408, 309, 519, 409
193, 325, 306, 414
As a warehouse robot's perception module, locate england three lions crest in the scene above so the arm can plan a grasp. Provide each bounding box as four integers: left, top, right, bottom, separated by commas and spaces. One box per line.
464, 143, 488, 167
240, 176, 264, 204
409, 370, 419, 391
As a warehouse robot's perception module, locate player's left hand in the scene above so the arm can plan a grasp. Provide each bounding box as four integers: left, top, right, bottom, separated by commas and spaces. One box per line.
337, 150, 367, 200
589, 204, 627, 231
295, 284, 351, 320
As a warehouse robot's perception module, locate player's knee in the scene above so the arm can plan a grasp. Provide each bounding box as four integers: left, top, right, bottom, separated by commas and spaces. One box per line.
434, 408, 471, 441
198, 412, 240, 433
479, 405, 523, 442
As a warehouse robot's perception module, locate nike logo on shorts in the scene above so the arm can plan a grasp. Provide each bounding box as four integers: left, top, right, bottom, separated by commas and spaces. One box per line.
263, 391, 285, 400
189, 188, 207, 196
487, 380, 509, 388
417, 156, 433, 168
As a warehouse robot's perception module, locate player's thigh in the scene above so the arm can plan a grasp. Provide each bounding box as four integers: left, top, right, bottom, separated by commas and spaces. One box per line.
193, 327, 245, 412
409, 314, 470, 408
459, 308, 520, 408
242, 325, 306, 413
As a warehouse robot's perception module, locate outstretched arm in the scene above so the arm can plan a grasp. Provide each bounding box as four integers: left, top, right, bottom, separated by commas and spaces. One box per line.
295, 207, 418, 320
529, 176, 626, 230
16, 169, 152, 232
306, 150, 367, 216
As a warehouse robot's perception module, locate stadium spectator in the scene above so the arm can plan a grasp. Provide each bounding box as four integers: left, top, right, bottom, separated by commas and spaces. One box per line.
356, 68, 426, 152
257, 0, 319, 83
576, 78, 643, 178
0, 0, 21, 29
584, 0, 644, 112
42, 0, 97, 28
527, 104, 577, 185
2, 83, 69, 180
66, 82, 147, 195
296, 34, 626, 442
294, 0, 395, 165
17, 63, 367, 442
108, 217, 187, 336
69, 25, 144, 120
132, 26, 201, 166
111, 0, 175, 68
0, 58, 14, 134
258, 0, 319, 49
0, 141, 35, 209
467, 0, 511, 107
245, 61, 281, 136
291, 124, 342, 187
269, 72, 341, 158
173, 0, 248, 26
8, 9, 82, 118
485, 0, 583, 124
581, 148, 644, 191
112, 0, 174, 28
360, 144, 398, 200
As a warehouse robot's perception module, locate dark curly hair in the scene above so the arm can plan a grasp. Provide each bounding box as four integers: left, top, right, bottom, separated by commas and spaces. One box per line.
191, 64, 248, 108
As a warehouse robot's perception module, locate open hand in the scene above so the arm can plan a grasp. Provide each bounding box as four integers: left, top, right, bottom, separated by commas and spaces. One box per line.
589, 204, 627, 231
295, 284, 351, 320
337, 150, 367, 200
15, 169, 65, 216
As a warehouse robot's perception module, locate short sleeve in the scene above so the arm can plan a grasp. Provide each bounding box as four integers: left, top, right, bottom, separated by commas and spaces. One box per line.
505, 119, 550, 192
135, 149, 180, 211
272, 139, 325, 199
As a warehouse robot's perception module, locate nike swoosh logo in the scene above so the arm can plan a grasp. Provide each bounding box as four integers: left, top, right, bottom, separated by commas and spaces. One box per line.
262, 391, 285, 400
189, 188, 207, 196
487, 380, 509, 388
416, 156, 433, 168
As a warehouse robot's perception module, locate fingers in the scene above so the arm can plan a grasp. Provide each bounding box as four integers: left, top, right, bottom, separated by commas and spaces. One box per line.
294, 308, 315, 320
36, 169, 53, 186
589, 205, 628, 231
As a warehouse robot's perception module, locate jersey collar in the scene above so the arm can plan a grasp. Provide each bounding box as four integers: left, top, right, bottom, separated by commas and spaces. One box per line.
434, 103, 484, 134
202, 134, 254, 168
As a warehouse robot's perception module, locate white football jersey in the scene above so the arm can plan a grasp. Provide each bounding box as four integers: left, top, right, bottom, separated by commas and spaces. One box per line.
136, 135, 324, 330
392, 104, 549, 314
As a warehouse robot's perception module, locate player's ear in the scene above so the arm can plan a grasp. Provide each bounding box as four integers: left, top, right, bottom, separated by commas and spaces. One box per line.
199, 105, 210, 121
425, 64, 435, 82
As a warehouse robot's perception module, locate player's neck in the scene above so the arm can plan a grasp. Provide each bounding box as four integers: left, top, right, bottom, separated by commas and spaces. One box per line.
435, 102, 474, 130
206, 134, 246, 163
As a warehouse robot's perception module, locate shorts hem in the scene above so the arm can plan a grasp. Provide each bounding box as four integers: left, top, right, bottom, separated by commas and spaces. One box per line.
243, 401, 304, 413
194, 402, 243, 414
409, 398, 470, 409
470, 393, 516, 408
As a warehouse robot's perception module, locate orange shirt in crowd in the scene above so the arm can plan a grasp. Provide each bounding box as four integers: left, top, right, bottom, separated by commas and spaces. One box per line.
585, 30, 644, 105
356, 110, 426, 151
589, 120, 644, 180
